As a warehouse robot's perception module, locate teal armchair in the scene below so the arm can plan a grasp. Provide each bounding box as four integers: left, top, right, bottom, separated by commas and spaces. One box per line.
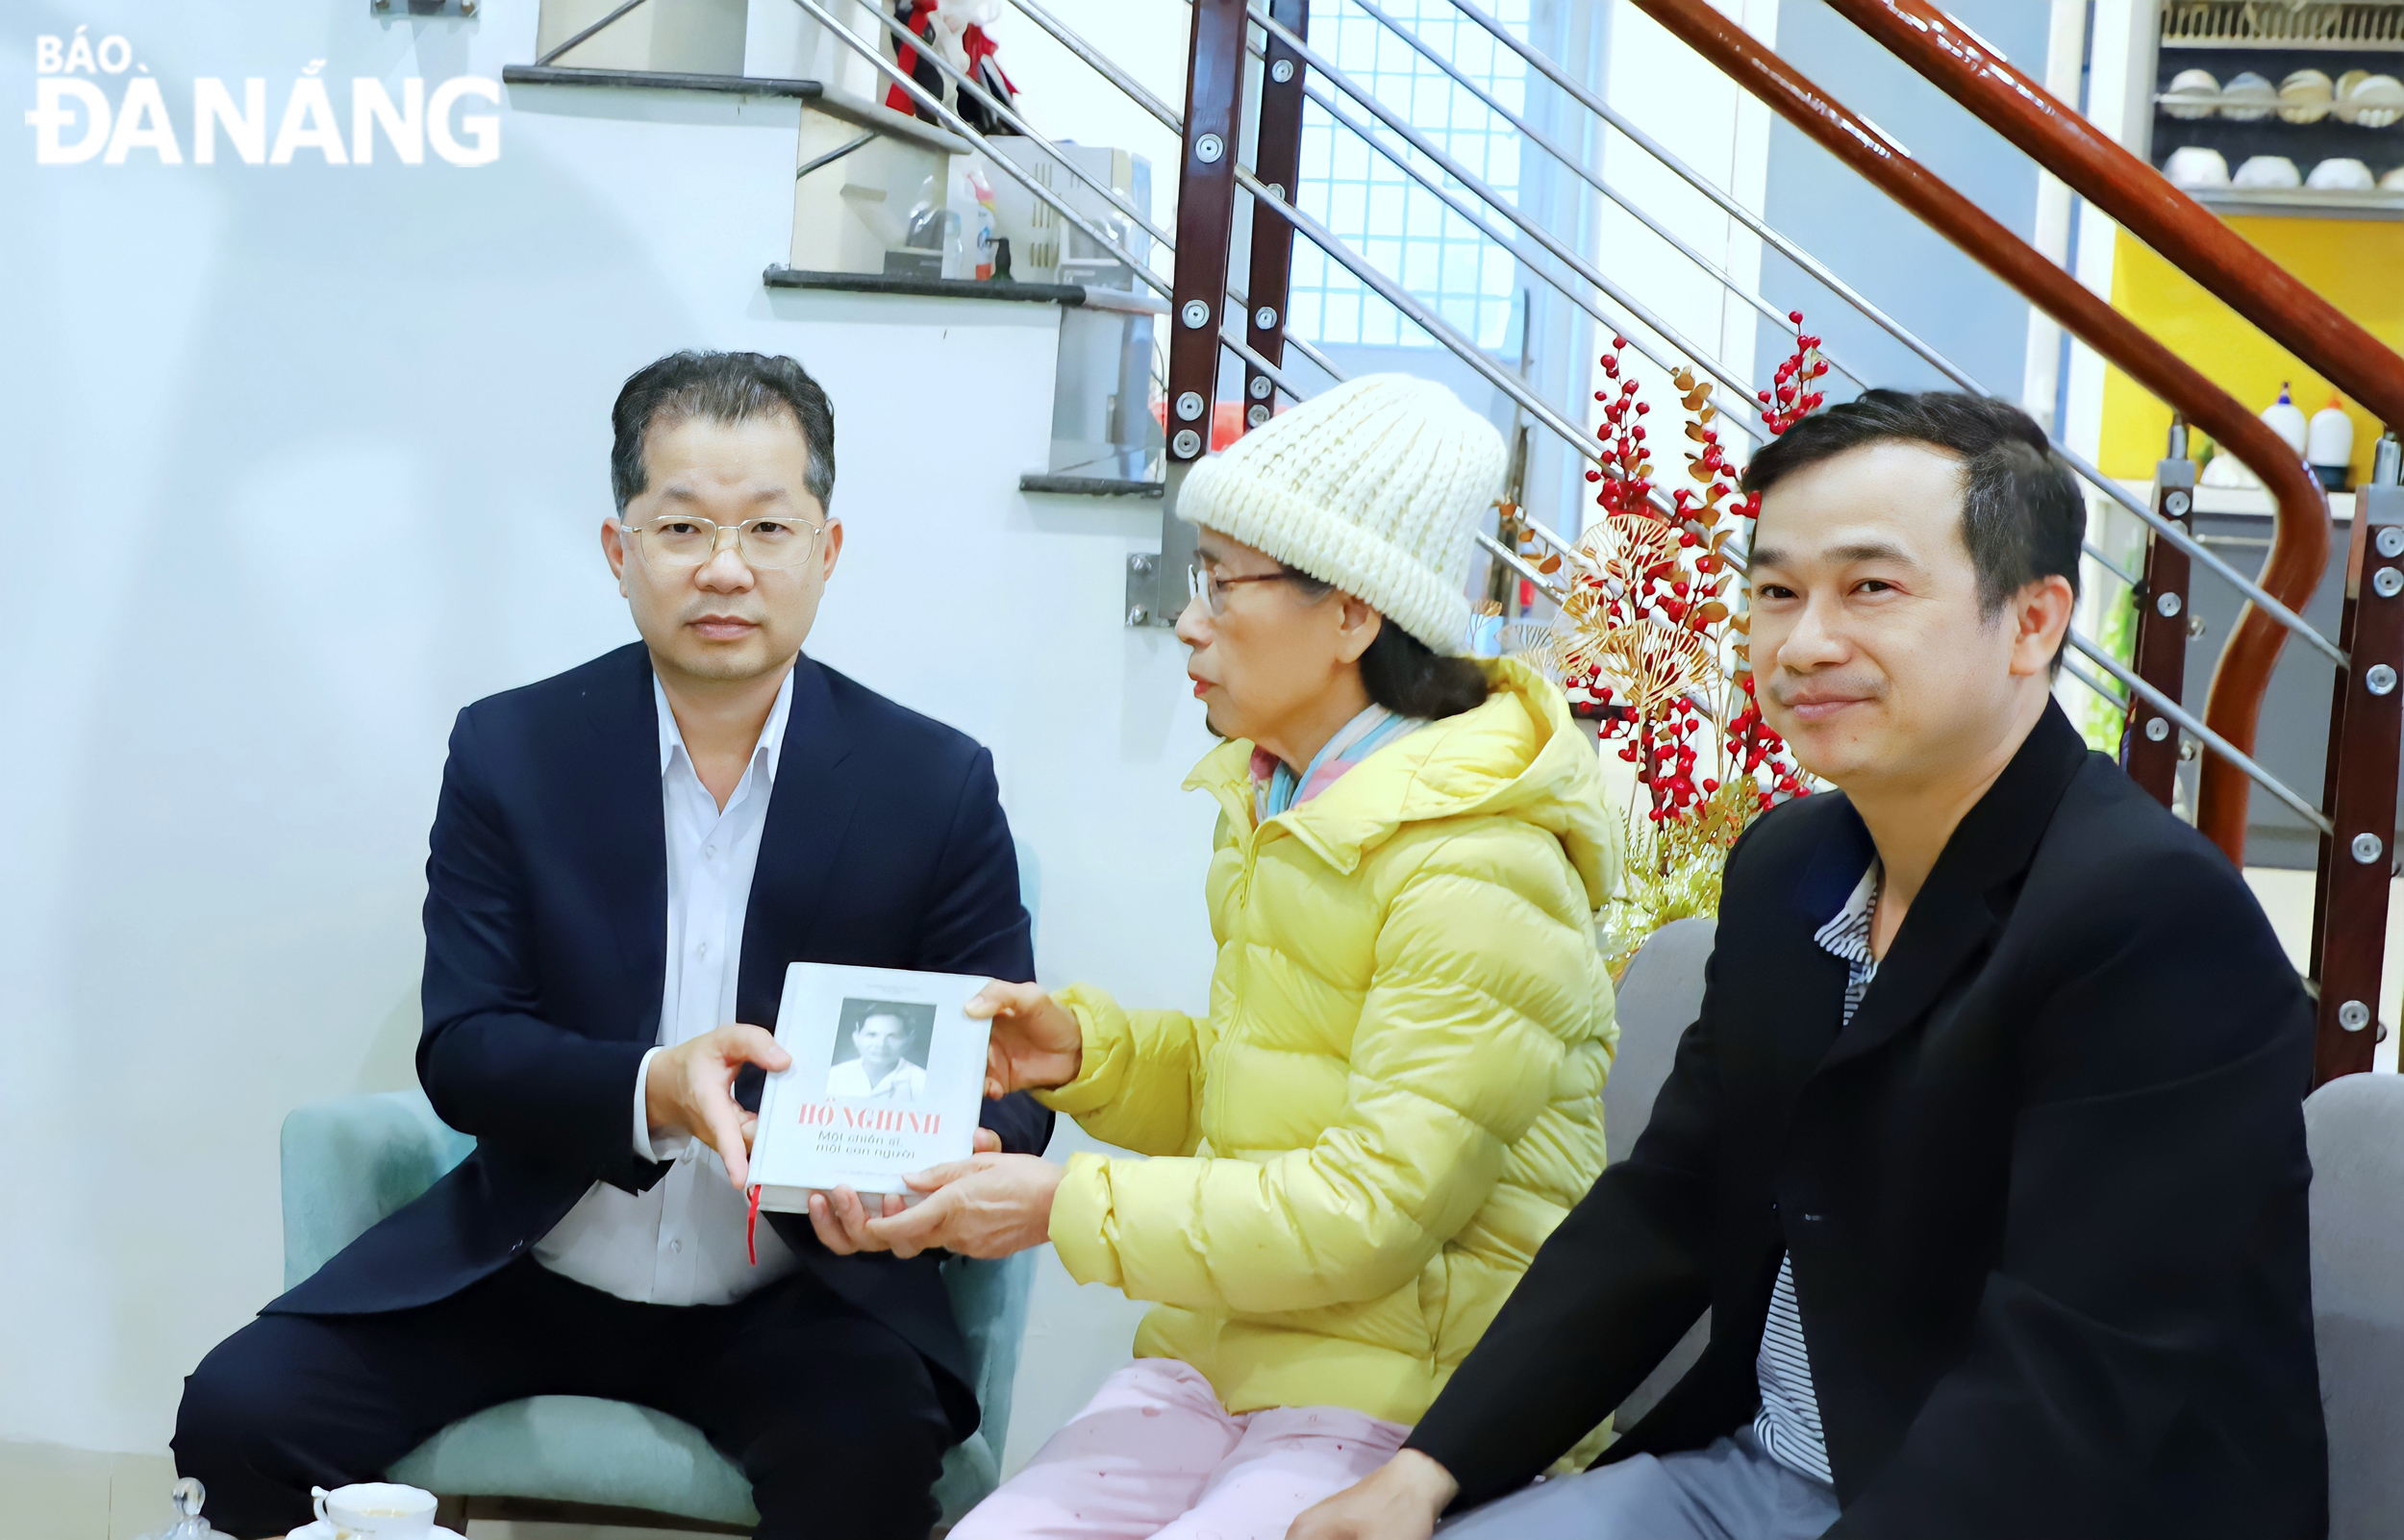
280, 1090, 1035, 1534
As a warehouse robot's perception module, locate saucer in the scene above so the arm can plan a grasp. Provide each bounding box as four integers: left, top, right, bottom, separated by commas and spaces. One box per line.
287, 1525, 464, 1540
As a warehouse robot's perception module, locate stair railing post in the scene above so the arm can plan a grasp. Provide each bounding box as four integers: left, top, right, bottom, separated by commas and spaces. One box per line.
2121, 420, 2196, 807
1153, 0, 1252, 620
1240, 0, 1308, 435
2314, 434, 2404, 1082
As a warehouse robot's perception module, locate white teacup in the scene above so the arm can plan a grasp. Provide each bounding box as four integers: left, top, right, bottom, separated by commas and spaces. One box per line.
309, 1483, 437, 1540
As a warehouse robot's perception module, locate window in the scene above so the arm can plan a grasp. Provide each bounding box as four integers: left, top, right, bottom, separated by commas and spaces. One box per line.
1284, 0, 1532, 350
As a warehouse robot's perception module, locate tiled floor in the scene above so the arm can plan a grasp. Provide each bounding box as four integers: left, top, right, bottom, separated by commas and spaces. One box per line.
0, 1444, 713, 1540
0, 1443, 175, 1540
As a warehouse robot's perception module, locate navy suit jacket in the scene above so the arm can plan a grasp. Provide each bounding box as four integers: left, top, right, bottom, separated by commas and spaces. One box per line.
270, 643, 1051, 1428
1407, 703, 2324, 1536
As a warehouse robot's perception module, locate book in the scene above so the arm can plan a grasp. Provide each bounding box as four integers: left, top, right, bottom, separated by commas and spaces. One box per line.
749, 962, 994, 1209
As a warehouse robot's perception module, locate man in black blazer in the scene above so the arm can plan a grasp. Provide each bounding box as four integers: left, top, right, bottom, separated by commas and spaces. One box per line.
174, 351, 1051, 1540
1292, 392, 2326, 1540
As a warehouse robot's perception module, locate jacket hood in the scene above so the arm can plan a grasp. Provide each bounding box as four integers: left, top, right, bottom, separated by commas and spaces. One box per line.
1187, 655, 1622, 908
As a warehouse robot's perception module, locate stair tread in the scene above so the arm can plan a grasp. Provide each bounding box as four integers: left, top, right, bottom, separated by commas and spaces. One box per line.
764, 267, 1090, 305
1019, 474, 1165, 497
501, 65, 822, 99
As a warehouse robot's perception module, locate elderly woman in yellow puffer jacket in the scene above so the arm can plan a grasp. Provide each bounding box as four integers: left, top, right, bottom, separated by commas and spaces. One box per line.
859, 374, 1621, 1540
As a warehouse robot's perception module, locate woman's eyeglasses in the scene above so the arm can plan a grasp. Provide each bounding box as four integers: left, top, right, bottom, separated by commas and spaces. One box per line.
1186, 556, 1302, 616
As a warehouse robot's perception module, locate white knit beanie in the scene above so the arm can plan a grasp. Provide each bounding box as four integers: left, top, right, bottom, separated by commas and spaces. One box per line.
1177, 374, 1505, 655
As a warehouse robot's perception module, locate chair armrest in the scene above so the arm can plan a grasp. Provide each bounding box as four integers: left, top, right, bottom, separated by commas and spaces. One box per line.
282, 1089, 477, 1290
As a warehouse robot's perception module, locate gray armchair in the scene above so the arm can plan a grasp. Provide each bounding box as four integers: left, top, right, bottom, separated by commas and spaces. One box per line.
280, 1089, 1035, 1533
2305, 1068, 2404, 1538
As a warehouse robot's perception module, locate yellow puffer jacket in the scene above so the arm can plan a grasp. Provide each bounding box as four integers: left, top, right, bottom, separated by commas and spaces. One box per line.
1040, 657, 1620, 1427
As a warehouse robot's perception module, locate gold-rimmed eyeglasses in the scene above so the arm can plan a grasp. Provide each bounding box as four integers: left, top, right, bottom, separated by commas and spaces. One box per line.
1187, 555, 1304, 616
618, 513, 827, 571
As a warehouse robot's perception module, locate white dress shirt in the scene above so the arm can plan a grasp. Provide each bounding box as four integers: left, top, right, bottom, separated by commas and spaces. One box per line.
533, 668, 803, 1306
826, 1056, 928, 1102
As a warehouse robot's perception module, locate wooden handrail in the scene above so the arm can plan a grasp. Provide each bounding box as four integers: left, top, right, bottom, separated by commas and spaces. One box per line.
1821, 0, 2404, 433
1629, 0, 2331, 863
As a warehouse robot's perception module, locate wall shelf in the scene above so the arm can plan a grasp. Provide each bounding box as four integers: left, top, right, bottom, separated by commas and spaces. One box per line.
2163, 1, 2404, 50
2147, 37, 2404, 209
2165, 37, 2404, 52
2154, 90, 2404, 122
2190, 186, 2404, 217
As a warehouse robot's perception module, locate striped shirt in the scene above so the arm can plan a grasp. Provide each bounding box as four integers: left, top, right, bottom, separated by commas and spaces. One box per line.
1753, 861, 1881, 1488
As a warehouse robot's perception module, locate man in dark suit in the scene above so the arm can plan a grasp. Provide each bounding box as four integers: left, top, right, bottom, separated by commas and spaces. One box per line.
1292, 391, 2326, 1540
174, 350, 1051, 1540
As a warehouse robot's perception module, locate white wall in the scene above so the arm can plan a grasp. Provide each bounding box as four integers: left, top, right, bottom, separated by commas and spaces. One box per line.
1, 0, 1202, 1482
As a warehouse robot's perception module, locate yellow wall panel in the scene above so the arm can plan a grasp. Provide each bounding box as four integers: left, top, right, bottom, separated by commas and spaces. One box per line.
2097, 216, 2404, 484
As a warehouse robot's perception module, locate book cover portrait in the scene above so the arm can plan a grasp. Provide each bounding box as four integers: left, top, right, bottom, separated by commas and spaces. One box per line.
827, 999, 935, 1103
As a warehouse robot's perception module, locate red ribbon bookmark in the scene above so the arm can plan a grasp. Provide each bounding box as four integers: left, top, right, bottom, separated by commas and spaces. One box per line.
745, 1183, 763, 1266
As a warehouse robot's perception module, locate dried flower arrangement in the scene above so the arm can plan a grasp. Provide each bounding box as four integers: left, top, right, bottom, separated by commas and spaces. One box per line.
1524, 315, 1832, 977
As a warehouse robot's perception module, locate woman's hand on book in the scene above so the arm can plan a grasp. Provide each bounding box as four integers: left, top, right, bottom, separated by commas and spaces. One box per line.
643, 1023, 791, 1189
803, 1130, 1002, 1254
805, 1185, 906, 1254
865, 1154, 1065, 1259
968, 981, 1083, 1098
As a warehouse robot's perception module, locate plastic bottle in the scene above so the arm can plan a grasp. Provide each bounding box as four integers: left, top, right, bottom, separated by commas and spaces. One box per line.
973, 169, 998, 280
2308, 396, 2355, 487
939, 207, 967, 280
949, 158, 998, 281
2262, 383, 2309, 457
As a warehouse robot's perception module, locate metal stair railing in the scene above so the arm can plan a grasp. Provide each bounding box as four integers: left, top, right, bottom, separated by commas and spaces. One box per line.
1431, 0, 2336, 670
2066, 636, 2332, 834
1243, 9, 1774, 444
838, 0, 1357, 402
993, 0, 2351, 888
989, 0, 1754, 653
1624, 0, 2404, 1083
784, 0, 1312, 406
1621, 0, 2350, 795
997, 0, 1750, 537
999, 0, 2335, 788
1011, 0, 2302, 658
1079, 4, 2290, 661
1273, 0, 2344, 863
1340, 0, 1866, 394
999, 0, 1355, 393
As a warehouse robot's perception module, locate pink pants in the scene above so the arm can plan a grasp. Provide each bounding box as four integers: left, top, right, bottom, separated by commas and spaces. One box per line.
950, 1358, 1412, 1540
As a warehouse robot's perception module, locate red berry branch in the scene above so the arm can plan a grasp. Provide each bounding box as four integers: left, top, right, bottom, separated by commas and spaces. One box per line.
1540, 314, 1832, 827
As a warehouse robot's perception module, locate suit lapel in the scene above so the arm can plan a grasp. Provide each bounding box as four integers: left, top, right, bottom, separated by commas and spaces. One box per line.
1816, 702, 2091, 1075
581, 644, 668, 1032
739, 658, 864, 1022
1767, 805, 1878, 1085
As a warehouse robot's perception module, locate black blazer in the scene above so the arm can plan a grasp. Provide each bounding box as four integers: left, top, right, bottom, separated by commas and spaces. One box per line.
269, 644, 1052, 1430
1408, 703, 2326, 1538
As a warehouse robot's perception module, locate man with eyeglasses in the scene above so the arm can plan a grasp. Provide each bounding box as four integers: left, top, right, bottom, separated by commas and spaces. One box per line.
173, 351, 1051, 1540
